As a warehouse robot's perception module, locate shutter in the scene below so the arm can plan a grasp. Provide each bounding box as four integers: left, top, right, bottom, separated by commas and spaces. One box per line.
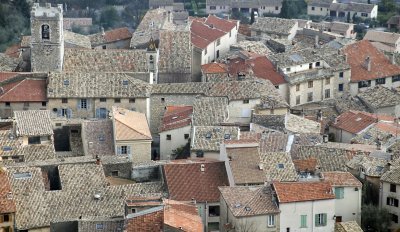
301, 215, 306, 227
127, 146, 131, 155
77, 99, 81, 109
322, 213, 327, 226
117, 146, 121, 155
395, 199, 399, 207
57, 108, 62, 117
87, 99, 91, 110
315, 214, 318, 226
340, 188, 344, 199
67, 109, 72, 118
95, 109, 100, 118
388, 197, 391, 206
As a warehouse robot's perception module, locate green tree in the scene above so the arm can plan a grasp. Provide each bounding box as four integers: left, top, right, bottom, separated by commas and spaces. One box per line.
280, 0, 307, 19
99, 6, 119, 29
361, 204, 391, 232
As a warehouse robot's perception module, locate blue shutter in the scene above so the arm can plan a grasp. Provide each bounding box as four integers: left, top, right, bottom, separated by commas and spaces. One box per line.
95, 108, 100, 118
77, 99, 81, 109
57, 108, 62, 117
66, 109, 72, 118
117, 146, 121, 155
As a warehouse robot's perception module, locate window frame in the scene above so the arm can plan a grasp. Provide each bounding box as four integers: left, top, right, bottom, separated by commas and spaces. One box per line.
268, 214, 275, 227
315, 213, 327, 227
308, 81, 313, 88
335, 187, 344, 199
300, 215, 307, 228
80, 99, 87, 109
307, 92, 313, 102
338, 84, 344, 92
120, 146, 128, 155
391, 184, 397, 193
325, 89, 330, 99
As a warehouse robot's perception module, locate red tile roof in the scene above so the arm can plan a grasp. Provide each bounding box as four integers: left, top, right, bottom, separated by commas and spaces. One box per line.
322, 171, 362, 187
0, 79, 47, 102
344, 40, 400, 82
191, 20, 226, 49
293, 158, 318, 172
201, 63, 227, 74
163, 160, 229, 202
125, 207, 164, 232
331, 110, 377, 134
0, 170, 16, 214
104, 27, 132, 43
273, 181, 335, 203
375, 121, 399, 134
0, 72, 19, 81
164, 200, 203, 232
5, 44, 21, 58
160, 106, 193, 132
205, 15, 237, 33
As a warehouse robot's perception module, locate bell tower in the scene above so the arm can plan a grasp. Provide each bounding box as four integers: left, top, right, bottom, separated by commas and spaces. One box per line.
146, 37, 159, 82
30, 3, 64, 72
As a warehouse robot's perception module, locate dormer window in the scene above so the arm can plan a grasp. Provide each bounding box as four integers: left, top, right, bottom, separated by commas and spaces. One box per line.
42, 24, 50, 40
122, 80, 129, 86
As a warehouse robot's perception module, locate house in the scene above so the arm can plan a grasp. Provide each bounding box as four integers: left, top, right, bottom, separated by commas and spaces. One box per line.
352, 121, 400, 151
89, 27, 132, 49
159, 106, 192, 160
112, 107, 152, 162
191, 126, 240, 159
0, 73, 48, 119
148, 0, 174, 10
335, 221, 363, 232
387, 15, 400, 31
163, 200, 203, 232
307, 0, 334, 17
81, 120, 115, 158
357, 85, 400, 116
380, 167, 400, 231
301, 21, 356, 39
260, 152, 298, 182
250, 17, 298, 40
47, 72, 151, 120
14, 110, 53, 146
343, 40, 400, 96
191, 15, 239, 77
192, 97, 229, 126
252, 113, 321, 134
219, 186, 280, 232
0, 170, 16, 232
206, 0, 283, 16
329, 2, 378, 20
273, 181, 336, 232
321, 172, 362, 224
347, 154, 388, 188
163, 159, 229, 232
364, 31, 400, 53
329, 110, 389, 143
268, 47, 351, 107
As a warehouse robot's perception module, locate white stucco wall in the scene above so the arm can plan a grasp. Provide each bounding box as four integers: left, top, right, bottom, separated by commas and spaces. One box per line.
333, 186, 362, 224
279, 199, 335, 232
307, 6, 330, 16
159, 126, 191, 160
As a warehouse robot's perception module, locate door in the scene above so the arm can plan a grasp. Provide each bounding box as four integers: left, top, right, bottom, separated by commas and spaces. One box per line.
335, 216, 342, 223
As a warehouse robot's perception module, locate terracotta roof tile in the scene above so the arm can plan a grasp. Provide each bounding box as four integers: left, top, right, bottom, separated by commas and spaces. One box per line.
322, 171, 362, 187
344, 40, 400, 82
163, 160, 229, 202
249, 56, 287, 85
89, 27, 132, 46
205, 15, 237, 33
0, 170, 16, 214
201, 63, 227, 74
332, 110, 377, 134
125, 207, 164, 231
164, 200, 203, 232
273, 181, 335, 203
191, 20, 226, 49
0, 79, 47, 102
5, 44, 21, 58
160, 106, 192, 132
113, 107, 152, 141
293, 158, 318, 172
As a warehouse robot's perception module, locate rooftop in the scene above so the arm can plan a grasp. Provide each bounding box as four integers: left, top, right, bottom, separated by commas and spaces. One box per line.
192, 97, 228, 126
82, 120, 115, 157
89, 27, 132, 47
285, 114, 321, 134
343, 40, 400, 82
0, 78, 47, 103
273, 181, 334, 203
346, 155, 387, 177
191, 19, 226, 49
251, 17, 297, 36
160, 106, 193, 132
330, 2, 376, 13
219, 186, 279, 217
191, 126, 239, 152
321, 171, 362, 187
331, 110, 377, 134
260, 152, 298, 182
64, 30, 91, 49
381, 166, 400, 184
112, 107, 152, 141
364, 30, 400, 45
163, 160, 229, 202
0, 170, 16, 214
164, 200, 203, 232
357, 85, 400, 109
335, 221, 364, 232
15, 110, 53, 136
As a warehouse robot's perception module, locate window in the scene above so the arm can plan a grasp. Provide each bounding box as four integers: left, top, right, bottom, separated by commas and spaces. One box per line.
243, 99, 249, 104
275, 85, 279, 89
216, 39, 221, 46
5, 102, 10, 107
335, 187, 344, 199
268, 215, 275, 227
80, 99, 87, 109
184, 134, 189, 139
28, 136, 40, 144
286, 67, 291, 72
122, 80, 129, 86
339, 84, 344, 92
392, 213, 399, 223
361, 13, 368, 17
387, 197, 399, 207
98, 134, 105, 141
277, 163, 284, 169
316, 62, 320, 67
296, 96, 300, 105
325, 89, 330, 99
307, 92, 313, 102
62, 98, 68, 103
129, 98, 136, 103
326, 78, 330, 85
100, 98, 106, 102
161, 98, 165, 102
209, 205, 220, 217
210, 5, 216, 10
114, 98, 121, 103
166, 134, 171, 140
216, 50, 220, 58
64, 80, 69, 85
286, 228, 290, 232
300, 215, 307, 228
376, 77, 386, 85
111, 171, 118, 176
296, 84, 300, 91
96, 223, 104, 230
275, 6, 279, 10
311, 6, 315, 10
391, 184, 397, 193
308, 81, 313, 88
315, 213, 327, 226
393, 75, 400, 82
3, 214, 9, 222
120, 146, 128, 155
196, 150, 204, 157
22, 102, 29, 108
339, 72, 344, 78
358, 80, 371, 88
309, 63, 313, 69
41, 24, 50, 39
229, 31, 231, 37
131, 208, 137, 214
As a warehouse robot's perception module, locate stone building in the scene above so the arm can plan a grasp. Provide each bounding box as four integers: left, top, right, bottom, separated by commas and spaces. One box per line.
30, 3, 64, 72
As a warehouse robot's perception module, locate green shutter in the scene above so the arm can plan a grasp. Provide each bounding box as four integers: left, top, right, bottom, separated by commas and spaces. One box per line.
322, 213, 327, 226
335, 187, 344, 199
301, 215, 307, 228
315, 214, 318, 226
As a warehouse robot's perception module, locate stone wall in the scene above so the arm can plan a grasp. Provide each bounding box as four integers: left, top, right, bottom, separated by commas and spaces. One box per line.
102, 161, 132, 179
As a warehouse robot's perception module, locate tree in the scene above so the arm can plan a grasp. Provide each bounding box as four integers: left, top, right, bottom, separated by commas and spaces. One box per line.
99, 6, 119, 29
361, 204, 391, 231
280, 0, 307, 19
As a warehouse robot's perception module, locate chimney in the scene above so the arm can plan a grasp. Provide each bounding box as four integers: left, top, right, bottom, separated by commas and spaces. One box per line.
168, 11, 171, 22
200, 164, 205, 172
392, 53, 396, 65
101, 27, 105, 36
364, 56, 371, 71
314, 35, 319, 48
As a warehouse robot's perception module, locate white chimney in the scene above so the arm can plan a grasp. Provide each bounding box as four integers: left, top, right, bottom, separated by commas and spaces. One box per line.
200, 164, 205, 172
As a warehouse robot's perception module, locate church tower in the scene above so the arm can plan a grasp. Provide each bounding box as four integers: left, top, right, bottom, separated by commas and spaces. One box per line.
30, 3, 64, 72
146, 37, 159, 82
